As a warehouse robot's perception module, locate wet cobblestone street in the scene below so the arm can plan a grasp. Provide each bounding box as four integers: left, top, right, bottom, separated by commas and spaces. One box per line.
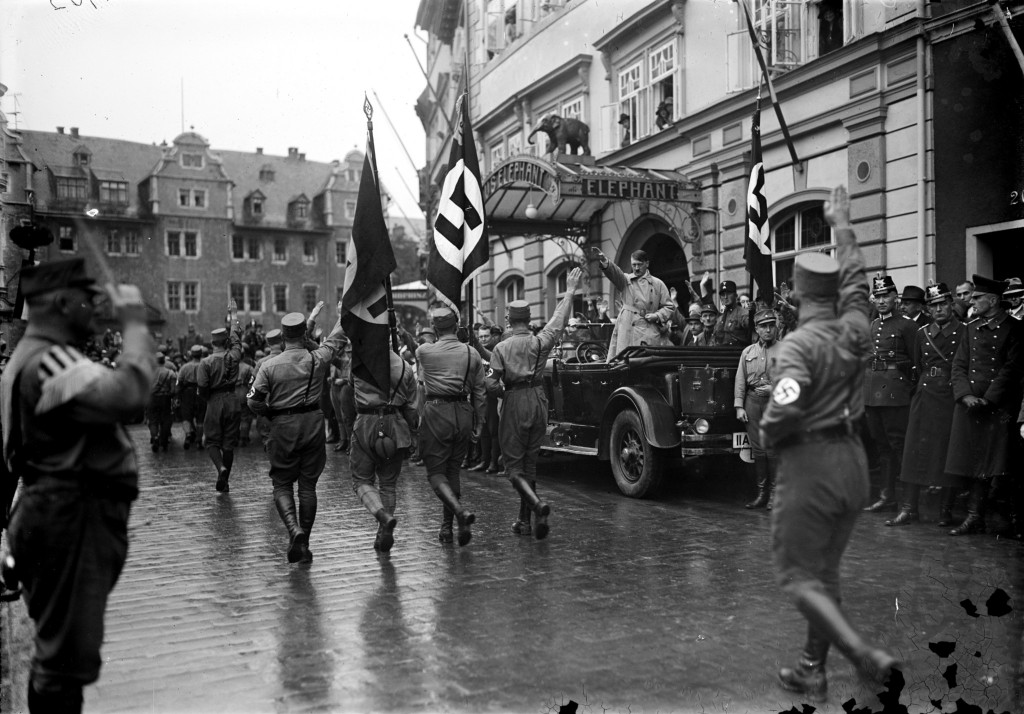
2, 424, 1022, 713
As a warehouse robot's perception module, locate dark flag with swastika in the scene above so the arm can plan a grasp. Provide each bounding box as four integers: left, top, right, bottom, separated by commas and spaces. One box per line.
340, 115, 397, 393
427, 93, 488, 314
744, 100, 772, 302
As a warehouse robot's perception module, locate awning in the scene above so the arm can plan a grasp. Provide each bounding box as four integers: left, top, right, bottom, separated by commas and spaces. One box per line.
483, 155, 701, 238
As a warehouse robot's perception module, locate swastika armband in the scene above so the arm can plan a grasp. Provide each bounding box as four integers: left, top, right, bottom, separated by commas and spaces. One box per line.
772, 377, 802, 405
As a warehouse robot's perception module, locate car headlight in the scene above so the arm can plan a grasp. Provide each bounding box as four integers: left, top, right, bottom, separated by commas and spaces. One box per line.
694, 418, 710, 434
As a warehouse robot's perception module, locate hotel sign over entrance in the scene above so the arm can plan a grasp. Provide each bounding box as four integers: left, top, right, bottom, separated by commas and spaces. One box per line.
567, 177, 679, 201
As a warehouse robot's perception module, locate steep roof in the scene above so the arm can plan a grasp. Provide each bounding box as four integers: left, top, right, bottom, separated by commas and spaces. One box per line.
217, 149, 338, 227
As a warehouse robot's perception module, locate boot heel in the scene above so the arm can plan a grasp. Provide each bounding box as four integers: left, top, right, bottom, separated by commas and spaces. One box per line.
456, 511, 475, 546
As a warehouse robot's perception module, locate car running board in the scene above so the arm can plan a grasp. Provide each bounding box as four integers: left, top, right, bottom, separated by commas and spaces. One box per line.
540, 443, 599, 457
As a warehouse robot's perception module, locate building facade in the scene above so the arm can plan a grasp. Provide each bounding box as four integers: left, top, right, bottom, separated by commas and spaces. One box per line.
415, 0, 1024, 325
0, 124, 394, 343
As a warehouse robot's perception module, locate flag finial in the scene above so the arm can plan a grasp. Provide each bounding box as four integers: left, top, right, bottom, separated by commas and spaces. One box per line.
363, 95, 373, 121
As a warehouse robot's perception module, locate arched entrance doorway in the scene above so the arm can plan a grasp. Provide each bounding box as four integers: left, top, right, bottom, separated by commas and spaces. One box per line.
615, 216, 691, 307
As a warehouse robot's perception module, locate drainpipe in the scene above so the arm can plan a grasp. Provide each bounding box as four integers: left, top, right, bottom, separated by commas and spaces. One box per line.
916, 0, 928, 286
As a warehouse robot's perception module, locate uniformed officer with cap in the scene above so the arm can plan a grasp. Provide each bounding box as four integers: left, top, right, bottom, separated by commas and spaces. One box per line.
692, 303, 721, 346
887, 282, 963, 527
946, 274, 1024, 537
349, 336, 418, 553
147, 352, 177, 452
760, 186, 898, 701
415, 304, 486, 545
680, 303, 703, 346
248, 302, 346, 563
734, 308, 780, 509
251, 328, 283, 449
1, 258, 156, 713
177, 344, 206, 449
862, 274, 919, 512
1005, 277, 1024, 320
197, 305, 244, 493
713, 279, 753, 346
486, 267, 584, 539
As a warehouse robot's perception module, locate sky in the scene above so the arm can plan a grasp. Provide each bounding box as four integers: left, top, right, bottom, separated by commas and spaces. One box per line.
0, 0, 430, 228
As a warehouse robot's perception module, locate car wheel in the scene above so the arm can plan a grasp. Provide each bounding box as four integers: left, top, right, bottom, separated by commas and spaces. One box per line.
609, 408, 666, 498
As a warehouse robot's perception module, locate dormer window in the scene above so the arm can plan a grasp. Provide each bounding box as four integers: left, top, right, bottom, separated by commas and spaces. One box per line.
73, 150, 90, 167
181, 153, 204, 169
288, 195, 310, 223
259, 166, 275, 182
252, 198, 263, 215
295, 203, 308, 219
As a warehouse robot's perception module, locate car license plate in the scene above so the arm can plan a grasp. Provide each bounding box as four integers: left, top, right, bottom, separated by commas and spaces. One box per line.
732, 432, 749, 449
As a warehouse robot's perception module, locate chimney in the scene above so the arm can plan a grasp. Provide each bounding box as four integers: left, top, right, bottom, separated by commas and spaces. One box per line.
57, 126, 64, 134
298, 153, 305, 161
256, 147, 263, 154
287, 147, 298, 158
70, 127, 79, 138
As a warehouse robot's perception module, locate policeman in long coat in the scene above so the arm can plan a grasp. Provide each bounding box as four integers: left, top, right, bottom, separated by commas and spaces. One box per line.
415, 306, 487, 545
946, 275, 1024, 536
197, 310, 243, 493
248, 305, 346, 563
760, 187, 898, 702
886, 283, 963, 527
593, 248, 674, 356
486, 268, 584, 540
862, 275, 919, 512
1, 259, 155, 713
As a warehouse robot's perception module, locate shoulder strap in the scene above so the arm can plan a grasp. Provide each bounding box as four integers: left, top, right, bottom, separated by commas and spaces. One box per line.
303, 353, 316, 404
462, 344, 472, 392
387, 358, 407, 406
922, 327, 949, 364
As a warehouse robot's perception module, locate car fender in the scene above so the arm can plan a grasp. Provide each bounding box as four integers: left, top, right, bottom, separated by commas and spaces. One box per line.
598, 386, 679, 459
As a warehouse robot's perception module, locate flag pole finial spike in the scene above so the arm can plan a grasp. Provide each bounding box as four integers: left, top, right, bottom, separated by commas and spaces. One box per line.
363, 94, 373, 122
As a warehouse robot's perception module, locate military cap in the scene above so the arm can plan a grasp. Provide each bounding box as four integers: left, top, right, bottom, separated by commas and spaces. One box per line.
871, 274, 897, 296
189, 345, 203, 356
418, 326, 436, 337
281, 312, 307, 338
700, 302, 718, 315
155, 352, 165, 364
753, 308, 777, 325
794, 253, 840, 298
925, 283, 952, 304
507, 300, 531, 321
687, 303, 702, 320
429, 305, 458, 329
971, 274, 1006, 297
265, 328, 282, 344
720, 280, 737, 294
19, 257, 101, 299
254, 350, 265, 359
210, 327, 228, 342
900, 285, 926, 303
1003, 277, 1024, 297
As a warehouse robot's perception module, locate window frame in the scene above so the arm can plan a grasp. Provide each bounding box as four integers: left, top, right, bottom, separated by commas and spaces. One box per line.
177, 188, 207, 210
272, 238, 287, 264
124, 231, 140, 256
344, 200, 357, 219
98, 180, 129, 205
303, 239, 317, 265
302, 284, 319, 313
231, 235, 245, 260
106, 229, 123, 256
55, 177, 88, 200
180, 153, 204, 169
273, 284, 288, 312
58, 225, 76, 253
770, 201, 836, 289
335, 240, 347, 266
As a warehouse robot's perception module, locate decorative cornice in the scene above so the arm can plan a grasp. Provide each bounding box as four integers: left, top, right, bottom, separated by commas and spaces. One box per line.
476, 54, 592, 131
593, 0, 673, 52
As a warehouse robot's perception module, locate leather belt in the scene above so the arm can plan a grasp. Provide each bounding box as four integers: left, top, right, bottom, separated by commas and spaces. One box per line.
925, 366, 950, 378
357, 405, 398, 415
870, 360, 906, 371
424, 393, 468, 404
266, 403, 321, 419
504, 381, 538, 391
776, 424, 854, 450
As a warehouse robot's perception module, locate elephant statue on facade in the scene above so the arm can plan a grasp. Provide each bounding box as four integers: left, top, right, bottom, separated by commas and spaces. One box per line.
527, 115, 591, 158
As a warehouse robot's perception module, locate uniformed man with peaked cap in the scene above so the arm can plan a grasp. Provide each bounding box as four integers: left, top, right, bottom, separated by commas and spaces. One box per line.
177, 344, 206, 449
734, 308, 780, 510
486, 268, 583, 539
1, 258, 156, 713
415, 304, 486, 545
862, 274, 919, 512
946, 274, 1024, 537
197, 309, 244, 492
887, 282, 963, 527
248, 303, 346, 562
714, 279, 754, 346
760, 186, 898, 702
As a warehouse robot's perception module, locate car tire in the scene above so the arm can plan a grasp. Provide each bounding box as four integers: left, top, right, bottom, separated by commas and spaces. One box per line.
609, 408, 666, 498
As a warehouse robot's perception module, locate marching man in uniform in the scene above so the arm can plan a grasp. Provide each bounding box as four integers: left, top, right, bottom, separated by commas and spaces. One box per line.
176, 345, 206, 450
486, 267, 584, 539
415, 305, 486, 545
760, 187, 899, 702
197, 305, 244, 493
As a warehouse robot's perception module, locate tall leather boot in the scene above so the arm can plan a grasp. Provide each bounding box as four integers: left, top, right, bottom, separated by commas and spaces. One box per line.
510, 475, 550, 540
778, 625, 831, 703
745, 457, 771, 509
864, 457, 897, 512
795, 588, 900, 685
936, 486, 958, 527
274, 492, 307, 563
208, 446, 228, 492
378, 490, 397, 553
511, 497, 532, 535
428, 474, 474, 546
766, 456, 778, 511
438, 504, 454, 543
297, 487, 317, 562
28, 680, 83, 714
950, 479, 989, 536
222, 450, 234, 478
886, 483, 920, 527
356, 485, 396, 551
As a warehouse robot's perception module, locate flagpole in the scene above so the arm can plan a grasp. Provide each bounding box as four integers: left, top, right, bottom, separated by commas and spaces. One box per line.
364, 96, 401, 355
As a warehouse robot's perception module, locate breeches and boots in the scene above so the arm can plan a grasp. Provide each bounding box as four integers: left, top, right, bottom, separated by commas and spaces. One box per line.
742, 394, 777, 510
772, 436, 899, 701
204, 391, 241, 492
146, 394, 173, 449
9, 487, 132, 714
863, 405, 908, 511
266, 411, 326, 563
499, 388, 552, 540
179, 390, 206, 448
350, 413, 403, 552
420, 401, 476, 545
